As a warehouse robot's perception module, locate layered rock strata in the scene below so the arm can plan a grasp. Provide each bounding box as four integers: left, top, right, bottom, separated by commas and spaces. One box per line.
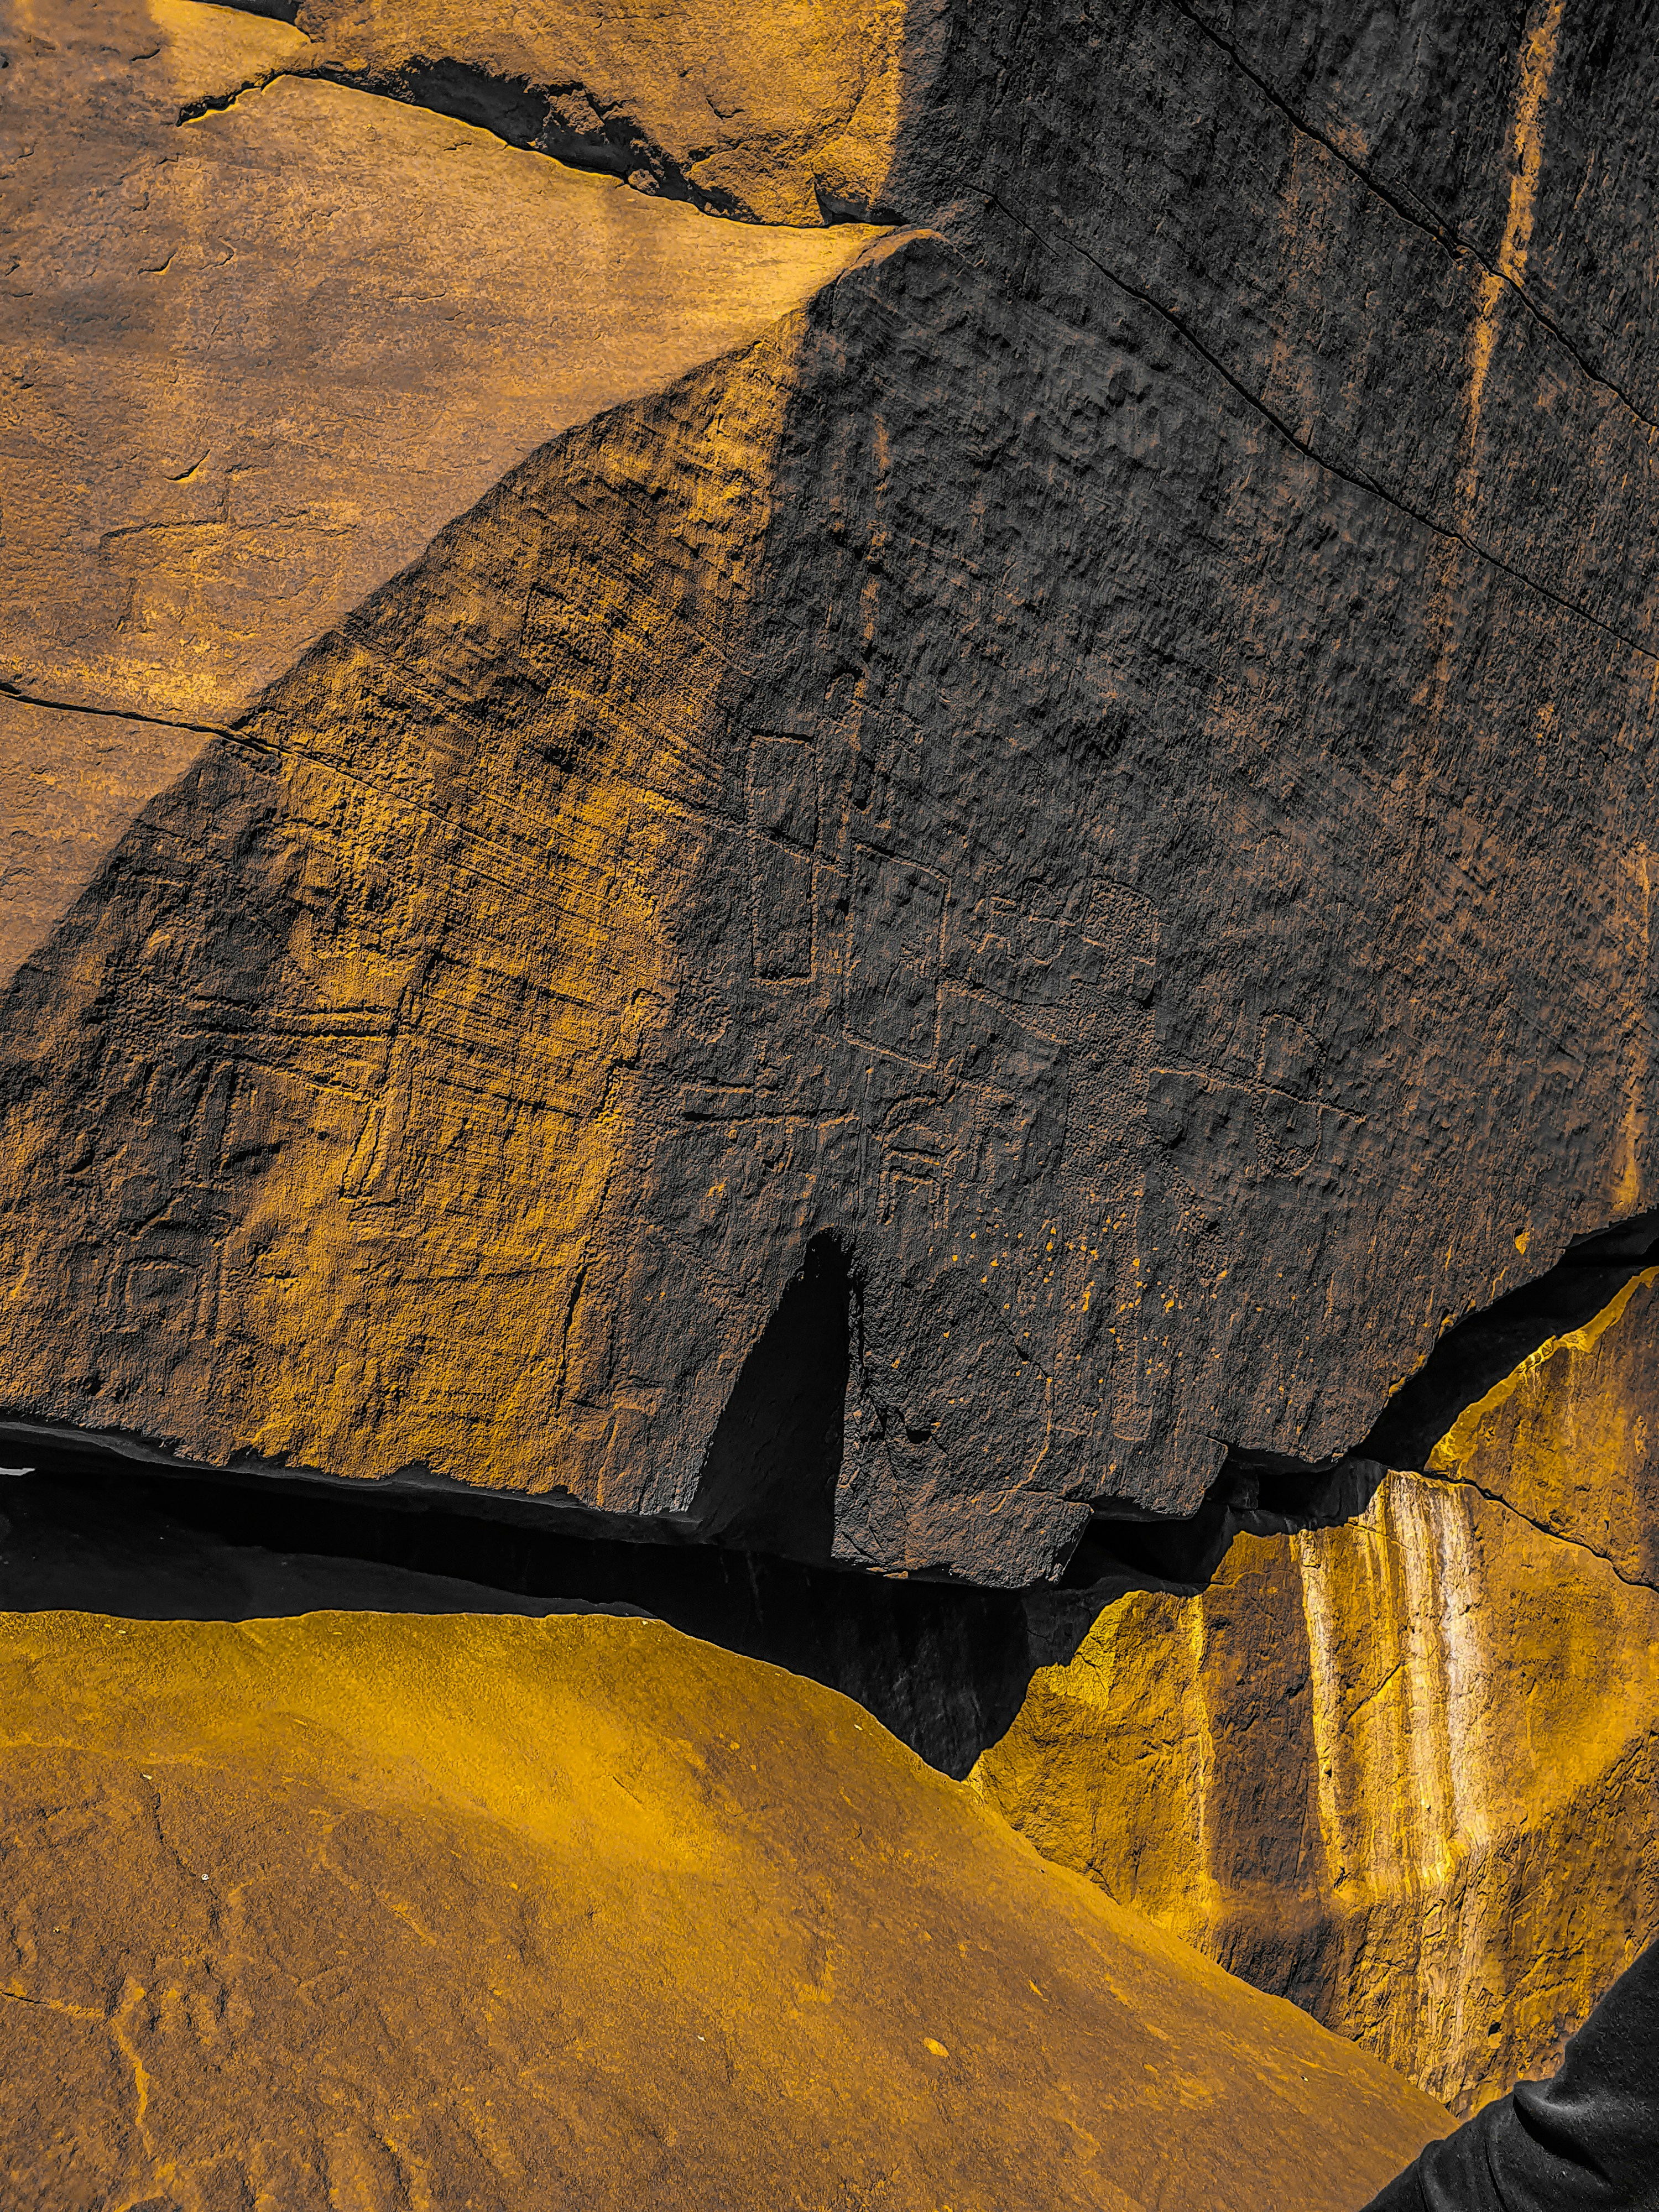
0, 1609, 1447, 2209
973, 1266, 1659, 2111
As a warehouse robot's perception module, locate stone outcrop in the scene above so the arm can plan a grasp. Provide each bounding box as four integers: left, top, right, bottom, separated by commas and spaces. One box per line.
0, 1609, 1447, 2208
6, 2, 1659, 1587
972, 1264, 1659, 2112
4, 0, 1659, 2167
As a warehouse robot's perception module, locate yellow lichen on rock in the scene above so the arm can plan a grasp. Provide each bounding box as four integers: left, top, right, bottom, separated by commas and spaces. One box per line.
0, 1609, 1446, 2210
973, 1288, 1659, 2115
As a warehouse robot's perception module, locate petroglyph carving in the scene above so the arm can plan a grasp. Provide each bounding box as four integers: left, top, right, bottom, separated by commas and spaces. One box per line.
844, 849, 947, 1067
747, 734, 818, 980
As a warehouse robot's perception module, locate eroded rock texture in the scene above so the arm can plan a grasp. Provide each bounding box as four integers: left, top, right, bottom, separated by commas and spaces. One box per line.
6, 1, 1659, 1588
973, 1269, 1659, 2112
4, 0, 1658, 2171
0, 1610, 1448, 2209
0, 0, 877, 956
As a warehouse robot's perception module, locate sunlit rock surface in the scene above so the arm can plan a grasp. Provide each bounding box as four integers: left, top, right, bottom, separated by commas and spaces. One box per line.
1425, 1264, 1659, 1587
972, 1274, 1659, 2112
236, 0, 907, 226
0, 1609, 1446, 2209
0, 0, 878, 969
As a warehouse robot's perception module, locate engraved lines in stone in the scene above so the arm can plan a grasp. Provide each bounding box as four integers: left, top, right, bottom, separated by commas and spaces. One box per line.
844, 846, 947, 1067
745, 733, 818, 982
1146, 1070, 1360, 1180
867, 1088, 959, 1246
148, 668, 649, 1328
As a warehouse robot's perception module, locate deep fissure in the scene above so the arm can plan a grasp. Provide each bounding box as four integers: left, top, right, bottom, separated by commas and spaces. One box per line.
6, 1215, 1651, 1775
178, 52, 894, 226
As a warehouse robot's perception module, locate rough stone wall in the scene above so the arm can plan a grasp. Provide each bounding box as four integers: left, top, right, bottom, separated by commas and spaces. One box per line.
7, 2, 1659, 1587
972, 1273, 1659, 2110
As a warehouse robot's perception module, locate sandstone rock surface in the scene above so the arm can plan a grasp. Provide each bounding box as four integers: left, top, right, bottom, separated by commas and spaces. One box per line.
0, 1608, 1447, 2209
972, 1269, 1659, 2112
0, 0, 878, 971
6, 3, 1659, 1583
223, 0, 907, 226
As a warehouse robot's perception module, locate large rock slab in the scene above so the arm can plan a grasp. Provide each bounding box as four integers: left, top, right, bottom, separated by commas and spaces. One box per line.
4, 1, 1659, 1587
972, 1271, 1659, 2111
0, 1608, 1446, 2209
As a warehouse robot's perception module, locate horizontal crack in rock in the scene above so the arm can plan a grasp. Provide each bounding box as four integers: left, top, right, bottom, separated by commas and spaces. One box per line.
0, 1437, 1081, 1780
0, 677, 234, 741
178, 55, 889, 228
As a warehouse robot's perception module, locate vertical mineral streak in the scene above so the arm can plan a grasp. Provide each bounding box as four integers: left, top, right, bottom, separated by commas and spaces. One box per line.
1463, 0, 1563, 481
974, 1271, 1659, 2109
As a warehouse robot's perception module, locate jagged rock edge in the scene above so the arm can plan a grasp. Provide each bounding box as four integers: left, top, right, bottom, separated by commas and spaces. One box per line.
174, 53, 905, 229
1060, 1207, 1659, 1599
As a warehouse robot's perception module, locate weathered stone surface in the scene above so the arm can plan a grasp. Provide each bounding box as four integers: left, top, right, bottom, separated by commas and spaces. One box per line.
1424, 1263, 1659, 1588
971, 1272, 1659, 2112
0, 0, 877, 960
220, 0, 906, 226
0, 1609, 1446, 2208
4, 3, 1659, 1588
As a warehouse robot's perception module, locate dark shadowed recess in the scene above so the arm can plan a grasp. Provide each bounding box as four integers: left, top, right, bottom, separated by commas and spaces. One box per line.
6, 1215, 1653, 1775
179, 55, 690, 198
1060, 1208, 1659, 1595
179, 49, 900, 225
693, 1234, 849, 1559
1360, 1209, 1659, 1470
0, 1443, 1061, 1781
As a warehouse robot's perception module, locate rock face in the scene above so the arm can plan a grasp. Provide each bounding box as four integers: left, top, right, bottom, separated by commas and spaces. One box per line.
4, 0, 1659, 2168
972, 1267, 1659, 2112
0, 1609, 1447, 2209
0, 0, 878, 964
5, 1, 1659, 1586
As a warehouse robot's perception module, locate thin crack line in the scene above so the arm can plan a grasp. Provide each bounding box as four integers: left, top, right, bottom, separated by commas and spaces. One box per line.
1419, 1467, 1659, 1596
982, 190, 1659, 668
1340, 1655, 1406, 1726
0, 679, 235, 741
1168, 0, 1659, 440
